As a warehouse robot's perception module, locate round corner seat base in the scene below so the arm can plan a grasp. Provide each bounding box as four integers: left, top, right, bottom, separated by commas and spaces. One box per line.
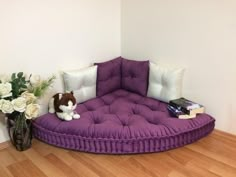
33, 89, 215, 154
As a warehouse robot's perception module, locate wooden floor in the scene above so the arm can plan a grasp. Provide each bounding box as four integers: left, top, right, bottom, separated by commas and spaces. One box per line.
0, 130, 236, 177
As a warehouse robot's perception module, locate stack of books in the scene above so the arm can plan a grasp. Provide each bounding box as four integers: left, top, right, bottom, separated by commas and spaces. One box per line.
167, 97, 204, 119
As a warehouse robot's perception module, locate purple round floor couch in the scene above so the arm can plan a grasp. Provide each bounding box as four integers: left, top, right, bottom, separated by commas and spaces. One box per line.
33, 57, 215, 154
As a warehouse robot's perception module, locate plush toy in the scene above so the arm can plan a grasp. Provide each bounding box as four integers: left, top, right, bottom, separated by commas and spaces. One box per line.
49, 92, 80, 121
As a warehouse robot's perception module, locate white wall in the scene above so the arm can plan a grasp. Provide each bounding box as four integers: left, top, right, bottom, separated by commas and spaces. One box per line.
0, 0, 121, 143
121, 0, 236, 134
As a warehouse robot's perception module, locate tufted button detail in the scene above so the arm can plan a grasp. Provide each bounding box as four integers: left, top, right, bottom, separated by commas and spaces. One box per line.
121, 121, 129, 126
34, 87, 215, 154
150, 107, 158, 111
147, 119, 159, 125
130, 72, 136, 78
93, 117, 104, 124
111, 71, 116, 78
104, 101, 111, 106
87, 107, 94, 111
94, 120, 101, 124
132, 110, 137, 115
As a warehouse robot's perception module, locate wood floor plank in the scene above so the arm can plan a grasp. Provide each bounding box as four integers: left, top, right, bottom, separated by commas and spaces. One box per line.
184, 161, 220, 177
210, 164, 236, 177
187, 143, 236, 168
68, 153, 100, 177
213, 130, 236, 141
74, 153, 134, 177
45, 153, 80, 177
23, 148, 67, 177
7, 159, 47, 177
185, 151, 236, 177
125, 157, 160, 177
211, 131, 236, 144
150, 152, 203, 177
200, 136, 236, 157
33, 140, 77, 166
0, 165, 13, 177
166, 148, 195, 165
181, 146, 236, 177
0, 130, 236, 177
32, 140, 60, 156
137, 153, 173, 177
168, 170, 188, 177
51, 150, 78, 166
6, 145, 27, 162
83, 152, 158, 177
0, 149, 17, 167
69, 151, 117, 177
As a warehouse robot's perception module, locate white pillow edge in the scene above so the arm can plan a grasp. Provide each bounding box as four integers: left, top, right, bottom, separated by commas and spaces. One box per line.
62, 65, 98, 103
147, 62, 185, 103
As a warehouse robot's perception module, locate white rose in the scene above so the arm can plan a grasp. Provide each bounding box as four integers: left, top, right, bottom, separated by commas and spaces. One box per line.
0, 82, 12, 98
1, 100, 14, 113
11, 97, 27, 112
0, 74, 10, 83
21, 91, 37, 104
25, 103, 40, 119
30, 75, 41, 85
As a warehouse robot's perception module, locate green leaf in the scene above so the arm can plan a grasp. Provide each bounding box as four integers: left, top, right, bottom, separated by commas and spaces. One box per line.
17, 72, 23, 78
22, 77, 26, 82
11, 73, 16, 80
21, 85, 27, 89
34, 87, 41, 97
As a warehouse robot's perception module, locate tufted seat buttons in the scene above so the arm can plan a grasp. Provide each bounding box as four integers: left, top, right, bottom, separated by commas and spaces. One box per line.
150, 107, 158, 111
86, 107, 94, 111
121, 121, 128, 126
104, 101, 111, 106
94, 120, 101, 124
147, 119, 159, 125
130, 72, 135, 78
34, 89, 215, 154
132, 110, 137, 115
93, 117, 103, 124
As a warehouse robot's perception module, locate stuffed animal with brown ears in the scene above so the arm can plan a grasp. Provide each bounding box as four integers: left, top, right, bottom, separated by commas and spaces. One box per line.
49, 92, 80, 121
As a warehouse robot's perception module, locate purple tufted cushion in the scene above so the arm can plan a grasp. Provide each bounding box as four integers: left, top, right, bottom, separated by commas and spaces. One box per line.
33, 89, 215, 154
121, 58, 149, 96
95, 57, 122, 97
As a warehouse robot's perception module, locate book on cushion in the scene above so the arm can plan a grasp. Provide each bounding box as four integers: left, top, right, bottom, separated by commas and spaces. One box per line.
169, 97, 204, 116
167, 105, 196, 119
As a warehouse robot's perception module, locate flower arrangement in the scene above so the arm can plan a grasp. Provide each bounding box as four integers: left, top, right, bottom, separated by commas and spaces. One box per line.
0, 72, 55, 151
0, 72, 55, 119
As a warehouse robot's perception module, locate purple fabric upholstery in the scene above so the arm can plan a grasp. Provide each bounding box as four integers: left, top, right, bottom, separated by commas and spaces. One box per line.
33, 89, 215, 154
121, 58, 149, 96
95, 57, 122, 97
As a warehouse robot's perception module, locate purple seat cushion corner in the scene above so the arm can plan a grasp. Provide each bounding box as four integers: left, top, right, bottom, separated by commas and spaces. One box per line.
32, 57, 215, 154
95, 57, 122, 97
121, 58, 149, 96
33, 89, 215, 154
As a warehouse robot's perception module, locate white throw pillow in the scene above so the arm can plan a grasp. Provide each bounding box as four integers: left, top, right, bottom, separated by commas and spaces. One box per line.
63, 65, 97, 103
147, 62, 185, 103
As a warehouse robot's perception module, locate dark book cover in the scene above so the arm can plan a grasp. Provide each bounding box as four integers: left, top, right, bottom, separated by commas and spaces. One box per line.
169, 97, 204, 115
167, 105, 196, 119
